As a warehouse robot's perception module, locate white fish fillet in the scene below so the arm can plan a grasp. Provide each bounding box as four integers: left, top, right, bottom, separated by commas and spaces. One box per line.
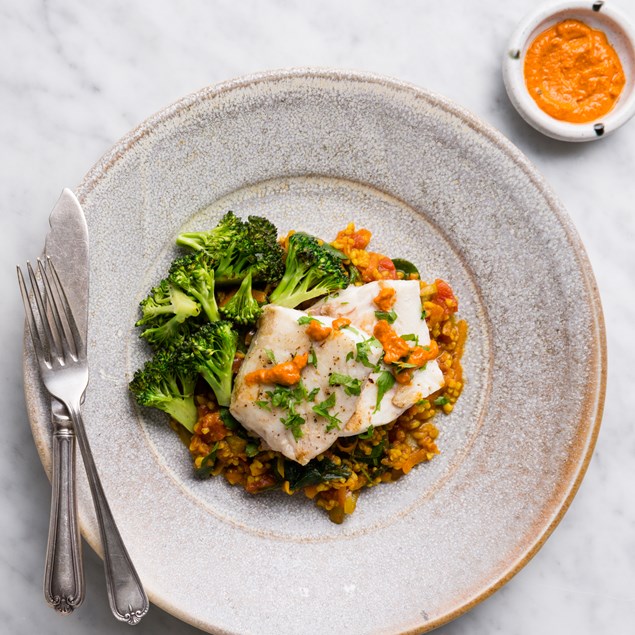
309, 280, 444, 436
230, 305, 379, 464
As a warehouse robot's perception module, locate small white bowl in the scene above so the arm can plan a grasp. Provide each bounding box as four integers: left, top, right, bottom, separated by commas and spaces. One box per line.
503, 1, 635, 141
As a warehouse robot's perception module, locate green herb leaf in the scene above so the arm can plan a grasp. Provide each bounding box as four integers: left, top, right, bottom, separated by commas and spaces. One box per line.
374, 371, 396, 413
346, 351, 354, 362
354, 439, 386, 467
195, 442, 220, 478
282, 457, 351, 491
281, 411, 305, 440
312, 392, 341, 431
245, 441, 260, 457
264, 348, 277, 364
392, 360, 420, 371
392, 258, 420, 277
219, 407, 240, 431
356, 337, 380, 371
421, 309, 427, 320
374, 310, 397, 324
358, 425, 375, 439
255, 400, 271, 411
329, 372, 362, 396
309, 347, 318, 368
401, 333, 419, 345
297, 315, 316, 325
434, 396, 449, 406
307, 387, 320, 402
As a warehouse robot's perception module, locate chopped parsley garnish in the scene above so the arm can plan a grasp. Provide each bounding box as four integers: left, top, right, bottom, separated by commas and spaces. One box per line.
392, 359, 420, 371
312, 392, 341, 432
358, 425, 375, 439
401, 333, 419, 345
346, 351, 354, 362
258, 382, 312, 440
355, 337, 380, 371
329, 372, 362, 396
281, 412, 306, 440
374, 310, 397, 324
297, 315, 316, 325
264, 348, 277, 364
374, 370, 396, 413
309, 347, 318, 368
421, 309, 427, 320
307, 387, 320, 401
434, 396, 449, 406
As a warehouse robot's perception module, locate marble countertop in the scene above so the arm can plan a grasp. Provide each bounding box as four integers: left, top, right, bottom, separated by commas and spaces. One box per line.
2, 0, 634, 633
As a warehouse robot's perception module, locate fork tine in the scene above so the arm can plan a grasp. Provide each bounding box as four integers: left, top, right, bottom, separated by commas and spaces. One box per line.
26, 261, 62, 362
38, 259, 78, 361
46, 258, 84, 359
17, 265, 49, 364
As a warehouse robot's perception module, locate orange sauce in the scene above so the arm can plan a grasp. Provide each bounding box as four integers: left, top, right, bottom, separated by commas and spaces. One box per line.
245, 353, 308, 386
395, 341, 440, 384
373, 287, 396, 312
373, 320, 410, 364
524, 19, 625, 123
305, 320, 332, 341
332, 317, 351, 330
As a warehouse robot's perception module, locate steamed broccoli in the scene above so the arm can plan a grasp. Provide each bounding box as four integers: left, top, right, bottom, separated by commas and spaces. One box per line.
169, 252, 220, 322
182, 321, 237, 407
176, 212, 284, 285
220, 271, 262, 326
175, 210, 244, 254
213, 215, 284, 285
268, 232, 350, 308
129, 348, 198, 431
136, 279, 200, 349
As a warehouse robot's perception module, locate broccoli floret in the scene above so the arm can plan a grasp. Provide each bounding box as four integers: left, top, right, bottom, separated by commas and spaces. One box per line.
136, 279, 201, 324
169, 252, 220, 322
182, 321, 237, 407
220, 271, 262, 326
136, 279, 200, 349
214, 216, 285, 285
175, 211, 245, 253
129, 348, 198, 431
268, 232, 350, 308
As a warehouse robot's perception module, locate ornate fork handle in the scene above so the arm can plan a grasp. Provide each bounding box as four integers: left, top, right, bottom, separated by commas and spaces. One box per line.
66, 399, 149, 624
44, 423, 84, 614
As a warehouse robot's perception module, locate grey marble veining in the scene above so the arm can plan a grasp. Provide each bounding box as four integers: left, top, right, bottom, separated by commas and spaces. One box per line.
1, 0, 634, 633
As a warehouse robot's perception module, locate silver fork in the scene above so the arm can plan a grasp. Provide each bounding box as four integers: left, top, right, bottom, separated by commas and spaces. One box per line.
18, 258, 149, 625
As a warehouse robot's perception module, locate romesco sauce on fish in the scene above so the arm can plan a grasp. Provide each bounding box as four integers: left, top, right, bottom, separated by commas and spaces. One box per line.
244, 352, 308, 386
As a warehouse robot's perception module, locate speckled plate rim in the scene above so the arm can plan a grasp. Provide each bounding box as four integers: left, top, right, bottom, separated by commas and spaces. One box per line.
24, 68, 606, 634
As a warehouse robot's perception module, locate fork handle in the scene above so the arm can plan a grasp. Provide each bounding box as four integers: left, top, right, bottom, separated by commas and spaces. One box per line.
44, 428, 84, 614
67, 402, 149, 625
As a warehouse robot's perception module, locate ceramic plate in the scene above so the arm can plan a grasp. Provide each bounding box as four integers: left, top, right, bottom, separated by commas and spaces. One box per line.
24, 69, 606, 634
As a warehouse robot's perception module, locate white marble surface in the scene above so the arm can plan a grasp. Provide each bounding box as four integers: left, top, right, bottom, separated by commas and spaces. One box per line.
1, 0, 634, 633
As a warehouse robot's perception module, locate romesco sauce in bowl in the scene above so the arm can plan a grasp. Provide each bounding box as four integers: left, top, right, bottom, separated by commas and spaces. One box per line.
503, 1, 635, 141
524, 19, 625, 123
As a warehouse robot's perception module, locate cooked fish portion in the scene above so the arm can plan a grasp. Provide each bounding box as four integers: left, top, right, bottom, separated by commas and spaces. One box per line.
310, 280, 444, 436
230, 305, 379, 465
341, 364, 445, 436
310, 280, 429, 342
